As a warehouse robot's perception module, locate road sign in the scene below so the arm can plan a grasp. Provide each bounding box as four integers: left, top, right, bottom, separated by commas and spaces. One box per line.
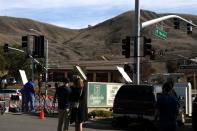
153, 26, 167, 40
180, 65, 197, 69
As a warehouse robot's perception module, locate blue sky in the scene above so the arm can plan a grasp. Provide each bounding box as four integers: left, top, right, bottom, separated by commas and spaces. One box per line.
0, 0, 197, 29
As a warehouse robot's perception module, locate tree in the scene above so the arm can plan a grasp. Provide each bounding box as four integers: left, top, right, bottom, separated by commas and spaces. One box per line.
0, 48, 8, 77
2, 44, 32, 81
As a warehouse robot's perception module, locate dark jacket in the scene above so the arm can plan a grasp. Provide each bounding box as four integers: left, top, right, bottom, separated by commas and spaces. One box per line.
55, 85, 71, 109
24, 81, 35, 97
70, 87, 85, 123
156, 93, 179, 131
69, 87, 83, 102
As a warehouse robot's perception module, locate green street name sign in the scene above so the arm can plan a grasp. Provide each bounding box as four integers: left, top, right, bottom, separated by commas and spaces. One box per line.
180, 65, 197, 69
153, 27, 167, 40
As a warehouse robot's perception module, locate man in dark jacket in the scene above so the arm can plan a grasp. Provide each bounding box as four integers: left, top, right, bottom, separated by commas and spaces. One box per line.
54, 78, 71, 131
155, 82, 179, 131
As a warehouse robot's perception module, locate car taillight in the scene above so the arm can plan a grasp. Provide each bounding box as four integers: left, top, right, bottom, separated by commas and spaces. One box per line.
17, 93, 21, 96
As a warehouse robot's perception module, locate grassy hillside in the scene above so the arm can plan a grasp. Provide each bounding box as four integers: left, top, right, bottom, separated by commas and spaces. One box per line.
0, 10, 196, 67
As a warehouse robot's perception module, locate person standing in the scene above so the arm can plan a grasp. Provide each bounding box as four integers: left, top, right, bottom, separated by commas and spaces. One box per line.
70, 76, 85, 131
20, 86, 27, 112
54, 78, 71, 131
155, 82, 179, 131
24, 79, 35, 112
53, 82, 59, 102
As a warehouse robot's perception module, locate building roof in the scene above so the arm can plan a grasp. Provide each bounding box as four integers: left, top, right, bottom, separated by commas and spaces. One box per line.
48, 59, 133, 71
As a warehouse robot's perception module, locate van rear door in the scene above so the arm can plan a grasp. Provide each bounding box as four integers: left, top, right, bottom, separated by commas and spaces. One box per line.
113, 84, 156, 117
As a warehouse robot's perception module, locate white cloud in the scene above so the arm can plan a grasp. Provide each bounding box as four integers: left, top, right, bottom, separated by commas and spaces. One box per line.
141, 0, 197, 9
1, 0, 197, 10
50, 13, 115, 29
53, 0, 197, 9
52, 22, 81, 29
0, 0, 197, 29
0, 0, 132, 10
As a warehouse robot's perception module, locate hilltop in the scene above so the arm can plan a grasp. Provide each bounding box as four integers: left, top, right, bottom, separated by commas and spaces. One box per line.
0, 10, 197, 68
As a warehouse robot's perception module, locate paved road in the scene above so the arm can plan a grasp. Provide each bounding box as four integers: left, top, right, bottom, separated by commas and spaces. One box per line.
0, 113, 193, 131
0, 113, 116, 131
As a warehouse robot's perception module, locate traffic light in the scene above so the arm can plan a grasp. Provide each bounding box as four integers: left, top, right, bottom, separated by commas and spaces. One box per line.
143, 37, 155, 60
22, 36, 28, 48
122, 36, 130, 58
174, 18, 180, 29
39, 35, 45, 57
144, 37, 152, 56
3, 43, 8, 52
33, 35, 45, 58
187, 23, 192, 35
33, 36, 39, 57
124, 64, 131, 74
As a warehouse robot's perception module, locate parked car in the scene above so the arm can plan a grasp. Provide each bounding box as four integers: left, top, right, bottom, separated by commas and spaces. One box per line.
112, 84, 185, 129
0, 89, 22, 100
7, 77, 17, 84
192, 97, 197, 131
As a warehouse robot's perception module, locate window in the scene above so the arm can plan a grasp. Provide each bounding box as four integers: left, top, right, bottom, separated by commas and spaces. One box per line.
96, 72, 108, 82
53, 72, 65, 82
87, 73, 93, 82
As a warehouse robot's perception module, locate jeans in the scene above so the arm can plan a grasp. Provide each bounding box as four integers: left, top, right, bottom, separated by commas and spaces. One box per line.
25, 94, 35, 112
57, 108, 70, 131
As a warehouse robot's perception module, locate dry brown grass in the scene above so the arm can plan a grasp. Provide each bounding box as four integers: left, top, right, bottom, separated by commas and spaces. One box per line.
0, 10, 196, 70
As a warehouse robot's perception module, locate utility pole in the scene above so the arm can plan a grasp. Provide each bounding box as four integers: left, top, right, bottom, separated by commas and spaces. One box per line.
45, 39, 48, 97
132, 1, 197, 85
32, 58, 34, 81
29, 28, 48, 112
134, 0, 140, 85
29, 28, 48, 97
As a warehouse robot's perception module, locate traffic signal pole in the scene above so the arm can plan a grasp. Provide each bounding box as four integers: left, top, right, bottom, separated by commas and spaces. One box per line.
133, 0, 140, 85
133, 0, 196, 84
32, 58, 34, 81
28, 29, 49, 112
45, 39, 48, 97
7, 46, 44, 73
5, 45, 44, 82
8, 46, 41, 64
142, 15, 196, 29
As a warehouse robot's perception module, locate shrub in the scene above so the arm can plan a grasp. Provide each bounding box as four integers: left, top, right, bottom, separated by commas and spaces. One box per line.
88, 110, 112, 118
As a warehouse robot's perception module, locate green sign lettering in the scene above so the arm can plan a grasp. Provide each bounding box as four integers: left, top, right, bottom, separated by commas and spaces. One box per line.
153, 27, 167, 40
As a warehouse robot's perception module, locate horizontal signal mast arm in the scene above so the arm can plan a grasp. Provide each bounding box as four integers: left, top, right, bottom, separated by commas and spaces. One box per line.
142, 15, 197, 29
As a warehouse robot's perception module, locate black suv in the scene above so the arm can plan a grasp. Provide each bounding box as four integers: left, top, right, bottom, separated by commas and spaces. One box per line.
112, 84, 185, 128
112, 84, 157, 127
192, 97, 197, 131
